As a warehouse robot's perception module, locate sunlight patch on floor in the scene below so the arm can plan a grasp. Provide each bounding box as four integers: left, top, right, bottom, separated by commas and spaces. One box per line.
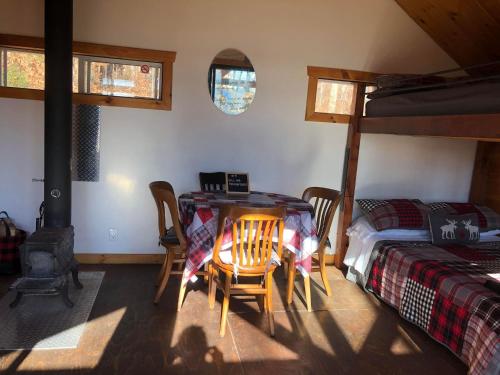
392, 326, 422, 355
17, 307, 127, 371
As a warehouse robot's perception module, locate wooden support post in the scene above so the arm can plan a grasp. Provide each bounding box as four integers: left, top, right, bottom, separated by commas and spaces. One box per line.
334, 83, 366, 268
469, 141, 500, 213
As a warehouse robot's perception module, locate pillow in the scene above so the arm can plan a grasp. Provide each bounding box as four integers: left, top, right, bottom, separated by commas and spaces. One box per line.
356, 199, 430, 231
427, 202, 500, 232
428, 213, 480, 245
483, 229, 500, 237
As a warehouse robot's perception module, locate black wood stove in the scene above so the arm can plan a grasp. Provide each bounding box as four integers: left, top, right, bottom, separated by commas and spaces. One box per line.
10, 226, 82, 307
10, 0, 82, 308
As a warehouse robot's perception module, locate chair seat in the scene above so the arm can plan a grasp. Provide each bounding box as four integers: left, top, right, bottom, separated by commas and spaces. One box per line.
160, 226, 180, 245
219, 249, 280, 267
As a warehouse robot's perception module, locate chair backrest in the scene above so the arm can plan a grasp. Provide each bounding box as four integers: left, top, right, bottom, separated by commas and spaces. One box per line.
199, 172, 226, 192
302, 187, 341, 250
213, 205, 286, 273
149, 181, 186, 246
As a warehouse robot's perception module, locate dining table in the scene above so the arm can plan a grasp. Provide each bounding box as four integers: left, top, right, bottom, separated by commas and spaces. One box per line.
178, 191, 319, 285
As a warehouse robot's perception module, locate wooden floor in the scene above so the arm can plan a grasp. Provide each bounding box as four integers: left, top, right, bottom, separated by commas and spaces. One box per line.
0, 264, 466, 374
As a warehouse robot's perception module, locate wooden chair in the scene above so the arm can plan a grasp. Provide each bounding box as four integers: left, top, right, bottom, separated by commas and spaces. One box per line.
285, 187, 341, 312
149, 181, 207, 310
208, 205, 286, 337
199, 172, 226, 192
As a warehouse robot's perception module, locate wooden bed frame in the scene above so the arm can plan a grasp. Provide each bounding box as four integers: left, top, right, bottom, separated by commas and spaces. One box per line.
327, 68, 500, 268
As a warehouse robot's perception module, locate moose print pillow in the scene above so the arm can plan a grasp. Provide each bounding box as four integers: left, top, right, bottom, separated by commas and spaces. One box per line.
428, 213, 480, 245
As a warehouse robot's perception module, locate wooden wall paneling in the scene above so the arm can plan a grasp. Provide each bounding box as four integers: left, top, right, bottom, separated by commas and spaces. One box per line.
395, 0, 500, 74
476, 0, 500, 24
334, 82, 367, 268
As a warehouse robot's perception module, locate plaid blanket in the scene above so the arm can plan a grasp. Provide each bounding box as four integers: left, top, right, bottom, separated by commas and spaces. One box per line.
0, 229, 26, 274
365, 240, 500, 375
178, 191, 318, 282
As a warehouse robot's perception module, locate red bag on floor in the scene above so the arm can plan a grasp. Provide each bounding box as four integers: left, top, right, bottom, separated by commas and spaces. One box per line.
0, 211, 26, 274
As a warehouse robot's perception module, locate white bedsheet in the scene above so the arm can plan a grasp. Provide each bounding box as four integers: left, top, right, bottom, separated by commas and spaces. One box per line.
343, 216, 430, 276
344, 217, 500, 278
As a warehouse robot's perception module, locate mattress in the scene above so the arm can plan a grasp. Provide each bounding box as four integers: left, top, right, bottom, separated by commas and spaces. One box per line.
365, 81, 500, 117
344, 216, 430, 278
344, 216, 500, 278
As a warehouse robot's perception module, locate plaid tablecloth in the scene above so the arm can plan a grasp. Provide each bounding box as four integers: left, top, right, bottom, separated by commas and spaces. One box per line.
178, 191, 318, 283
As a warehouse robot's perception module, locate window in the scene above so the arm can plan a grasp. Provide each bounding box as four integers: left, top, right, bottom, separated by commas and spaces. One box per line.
315, 79, 355, 115
2, 48, 45, 89
305, 66, 379, 124
0, 34, 176, 110
77, 55, 162, 99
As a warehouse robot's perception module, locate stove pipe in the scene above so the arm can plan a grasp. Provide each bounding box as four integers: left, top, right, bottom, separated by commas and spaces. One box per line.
44, 0, 73, 228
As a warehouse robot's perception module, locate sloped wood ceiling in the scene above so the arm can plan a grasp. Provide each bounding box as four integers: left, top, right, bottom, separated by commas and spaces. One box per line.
396, 0, 500, 73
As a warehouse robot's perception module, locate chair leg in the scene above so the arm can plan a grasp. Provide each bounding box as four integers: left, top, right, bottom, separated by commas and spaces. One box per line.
286, 252, 296, 305
266, 271, 275, 336
304, 275, 312, 312
208, 263, 212, 298
203, 263, 209, 284
154, 251, 174, 304
155, 251, 169, 287
219, 272, 232, 337
257, 295, 266, 312
177, 280, 188, 312
318, 248, 332, 296
208, 264, 217, 310
283, 251, 289, 280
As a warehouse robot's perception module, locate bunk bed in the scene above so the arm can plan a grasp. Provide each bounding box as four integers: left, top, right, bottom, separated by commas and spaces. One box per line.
324, 66, 500, 375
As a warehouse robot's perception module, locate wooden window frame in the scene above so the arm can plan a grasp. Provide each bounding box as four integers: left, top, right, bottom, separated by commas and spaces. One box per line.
305, 66, 380, 124
0, 34, 176, 110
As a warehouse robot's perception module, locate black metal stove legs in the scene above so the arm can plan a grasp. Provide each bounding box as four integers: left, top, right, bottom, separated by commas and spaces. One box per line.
71, 264, 83, 290
9, 292, 23, 308
61, 282, 74, 308
61, 265, 83, 308
9, 268, 83, 309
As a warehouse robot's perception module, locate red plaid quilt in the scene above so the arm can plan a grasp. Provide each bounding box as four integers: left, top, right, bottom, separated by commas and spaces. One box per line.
366, 240, 500, 375
178, 191, 318, 282
0, 229, 26, 274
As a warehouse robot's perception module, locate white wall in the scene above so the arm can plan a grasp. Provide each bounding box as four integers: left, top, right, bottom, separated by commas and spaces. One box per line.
0, 0, 477, 254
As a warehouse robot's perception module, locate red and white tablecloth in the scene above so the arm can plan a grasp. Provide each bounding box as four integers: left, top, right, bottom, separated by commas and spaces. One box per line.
178, 191, 319, 283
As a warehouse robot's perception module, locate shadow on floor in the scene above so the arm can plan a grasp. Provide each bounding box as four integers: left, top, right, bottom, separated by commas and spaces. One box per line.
0, 264, 467, 375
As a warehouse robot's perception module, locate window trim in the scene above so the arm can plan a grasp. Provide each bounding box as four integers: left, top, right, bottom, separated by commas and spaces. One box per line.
305, 66, 380, 124
0, 33, 176, 110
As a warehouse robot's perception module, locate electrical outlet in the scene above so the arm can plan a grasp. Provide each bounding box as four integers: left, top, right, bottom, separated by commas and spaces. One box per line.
108, 228, 118, 241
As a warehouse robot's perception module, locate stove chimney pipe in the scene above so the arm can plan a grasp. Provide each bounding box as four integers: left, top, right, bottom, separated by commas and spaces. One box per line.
44, 0, 73, 228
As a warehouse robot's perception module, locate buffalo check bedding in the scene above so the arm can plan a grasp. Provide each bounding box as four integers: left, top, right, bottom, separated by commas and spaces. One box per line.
364, 240, 500, 375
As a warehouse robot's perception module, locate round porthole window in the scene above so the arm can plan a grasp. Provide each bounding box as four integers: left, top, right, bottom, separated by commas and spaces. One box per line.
207, 48, 256, 115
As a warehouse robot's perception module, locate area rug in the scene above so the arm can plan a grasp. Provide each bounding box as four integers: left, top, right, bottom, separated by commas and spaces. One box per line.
0, 271, 104, 350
